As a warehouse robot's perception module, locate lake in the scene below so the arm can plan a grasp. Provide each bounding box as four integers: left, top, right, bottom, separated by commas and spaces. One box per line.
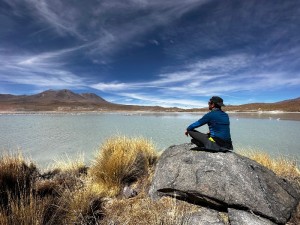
0, 112, 299, 167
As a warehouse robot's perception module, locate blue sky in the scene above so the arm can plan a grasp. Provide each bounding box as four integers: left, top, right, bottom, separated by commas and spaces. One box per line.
1, 0, 300, 108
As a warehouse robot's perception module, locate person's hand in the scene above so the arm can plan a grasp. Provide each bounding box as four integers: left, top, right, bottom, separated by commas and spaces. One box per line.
185, 130, 189, 136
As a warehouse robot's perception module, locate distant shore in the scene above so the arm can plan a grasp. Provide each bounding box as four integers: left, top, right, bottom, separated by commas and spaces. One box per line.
1, 110, 300, 121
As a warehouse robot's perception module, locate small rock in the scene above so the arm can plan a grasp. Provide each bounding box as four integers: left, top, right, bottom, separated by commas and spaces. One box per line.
123, 185, 137, 198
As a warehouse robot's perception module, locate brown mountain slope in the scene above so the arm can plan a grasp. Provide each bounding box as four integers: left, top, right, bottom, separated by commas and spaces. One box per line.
0, 89, 170, 112
0, 89, 112, 111
224, 97, 300, 112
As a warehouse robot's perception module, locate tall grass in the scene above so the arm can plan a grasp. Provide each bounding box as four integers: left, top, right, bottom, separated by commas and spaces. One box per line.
0, 192, 53, 225
89, 136, 159, 197
0, 151, 104, 225
0, 152, 38, 207
49, 153, 87, 174
0, 152, 48, 225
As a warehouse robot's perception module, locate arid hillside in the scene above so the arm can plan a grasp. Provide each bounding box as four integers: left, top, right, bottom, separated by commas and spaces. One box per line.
0, 89, 174, 112
225, 97, 300, 112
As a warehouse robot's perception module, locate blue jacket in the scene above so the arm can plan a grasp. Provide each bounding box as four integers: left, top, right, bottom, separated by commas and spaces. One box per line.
187, 109, 232, 141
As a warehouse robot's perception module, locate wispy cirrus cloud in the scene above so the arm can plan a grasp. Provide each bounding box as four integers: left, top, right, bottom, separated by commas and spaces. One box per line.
111, 92, 208, 108
3, 0, 211, 60
0, 0, 212, 73
91, 52, 300, 106
0, 52, 88, 91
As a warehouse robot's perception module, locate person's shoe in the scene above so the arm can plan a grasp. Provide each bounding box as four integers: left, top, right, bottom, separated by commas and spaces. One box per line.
190, 146, 206, 151
218, 147, 233, 153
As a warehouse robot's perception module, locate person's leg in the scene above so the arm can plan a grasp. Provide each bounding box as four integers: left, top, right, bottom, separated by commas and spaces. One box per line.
188, 130, 220, 151
191, 138, 204, 147
188, 130, 208, 147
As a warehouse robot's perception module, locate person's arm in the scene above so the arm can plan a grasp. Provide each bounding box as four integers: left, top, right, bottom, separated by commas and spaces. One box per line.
186, 113, 211, 131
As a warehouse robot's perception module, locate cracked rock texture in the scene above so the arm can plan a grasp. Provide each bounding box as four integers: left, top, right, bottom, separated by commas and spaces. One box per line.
149, 143, 299, 224
228, 208, 276, 225
184, 208, 226, 225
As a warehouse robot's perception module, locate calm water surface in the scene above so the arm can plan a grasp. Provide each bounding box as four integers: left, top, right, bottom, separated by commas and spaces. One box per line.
0, 112, 299, 167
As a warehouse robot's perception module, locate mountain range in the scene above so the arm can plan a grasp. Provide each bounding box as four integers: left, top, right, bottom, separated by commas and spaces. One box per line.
0, 89, 299, 112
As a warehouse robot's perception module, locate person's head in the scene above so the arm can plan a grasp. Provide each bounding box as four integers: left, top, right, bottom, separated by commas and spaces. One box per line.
208, 96, 225, 110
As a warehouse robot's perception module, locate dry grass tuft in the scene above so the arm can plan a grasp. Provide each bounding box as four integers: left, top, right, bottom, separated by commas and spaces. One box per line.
0, 192, 55, 225
0, 152, 39, 207
89, 136, 159, 197
50, 153, 87, 175
59, 181, 105, 225
0, 152, 100, 225
101, 195, 199, 225
0, 153, 62, 225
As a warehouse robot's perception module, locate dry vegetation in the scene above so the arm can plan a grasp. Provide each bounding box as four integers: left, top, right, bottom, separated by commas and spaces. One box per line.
0, 139, 299, 225
89, 136, 158, 197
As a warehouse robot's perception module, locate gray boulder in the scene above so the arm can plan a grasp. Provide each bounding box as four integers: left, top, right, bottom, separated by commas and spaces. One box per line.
228, 208, 276, 225
149, 143, 299, 224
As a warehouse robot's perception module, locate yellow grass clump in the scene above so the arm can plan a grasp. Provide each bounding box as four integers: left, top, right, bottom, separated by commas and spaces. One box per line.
55, 180, 105, 225
0, 192, 53, 225
89, 136, 159, 197
50, 153, 86, 174
0, 153, 51, 225
0, 152, 38, 206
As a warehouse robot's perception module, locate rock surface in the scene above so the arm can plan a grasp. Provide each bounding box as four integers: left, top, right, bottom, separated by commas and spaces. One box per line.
149, 143, 300, 224
228, 208, 276, 225
184, 208, 226, 225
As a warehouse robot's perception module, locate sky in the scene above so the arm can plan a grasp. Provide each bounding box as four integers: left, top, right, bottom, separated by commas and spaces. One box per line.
1, 0, 300, 108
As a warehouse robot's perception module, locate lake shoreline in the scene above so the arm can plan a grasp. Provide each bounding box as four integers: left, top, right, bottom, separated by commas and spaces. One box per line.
1, 110, 300, 121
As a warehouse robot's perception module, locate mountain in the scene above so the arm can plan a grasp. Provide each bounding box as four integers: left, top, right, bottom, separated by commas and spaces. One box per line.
224, 97, 300, 112
0, 89, 168, 112
26, 89, 108, 104
0, 89, 299, 112
0, 89, 111, 111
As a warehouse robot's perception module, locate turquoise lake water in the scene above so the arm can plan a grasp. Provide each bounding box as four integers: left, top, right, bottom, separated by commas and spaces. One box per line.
0, 112, 299, 167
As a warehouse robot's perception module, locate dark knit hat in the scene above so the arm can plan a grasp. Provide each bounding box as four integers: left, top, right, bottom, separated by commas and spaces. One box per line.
210, 96, 225, 107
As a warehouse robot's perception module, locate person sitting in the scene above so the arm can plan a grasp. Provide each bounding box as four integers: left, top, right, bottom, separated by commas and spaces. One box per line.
185, 96, 233, 152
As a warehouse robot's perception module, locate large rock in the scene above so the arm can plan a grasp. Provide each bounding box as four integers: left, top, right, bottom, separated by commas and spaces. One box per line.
149, 143, 299, 224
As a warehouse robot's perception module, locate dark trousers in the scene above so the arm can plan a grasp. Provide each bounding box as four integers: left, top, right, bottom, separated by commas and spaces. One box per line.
188, 130, 223, 151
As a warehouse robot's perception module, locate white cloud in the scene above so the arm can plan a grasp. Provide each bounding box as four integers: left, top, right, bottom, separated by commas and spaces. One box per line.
0, 52, 87, 89
116, 92, 208, 108
90, 52, 300, 107
16, 44, 88, 66
12, 0, 211, 60
91, 82, 128, 91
